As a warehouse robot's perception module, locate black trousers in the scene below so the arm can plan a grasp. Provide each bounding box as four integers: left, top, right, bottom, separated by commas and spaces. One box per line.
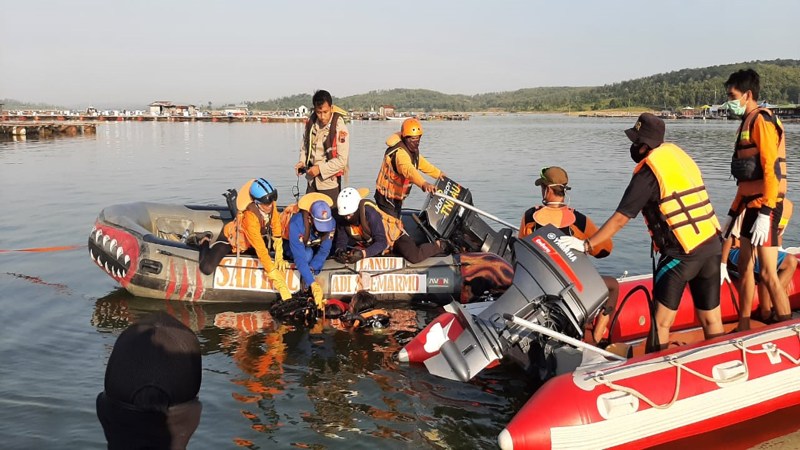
374, 191, 403, 218
392, 234, 441, 264
198, 239, 232, 275
307, 178, 340, 208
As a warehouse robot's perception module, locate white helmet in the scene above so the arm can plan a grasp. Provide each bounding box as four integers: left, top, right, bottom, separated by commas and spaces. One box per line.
337, 187, 362, 215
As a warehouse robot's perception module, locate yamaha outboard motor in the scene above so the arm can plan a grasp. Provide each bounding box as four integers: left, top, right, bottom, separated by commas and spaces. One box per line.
418, 176, 513, 258
423, 225, 609, 381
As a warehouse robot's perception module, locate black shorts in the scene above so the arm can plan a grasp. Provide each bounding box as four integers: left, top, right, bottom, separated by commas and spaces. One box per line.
739, 202, 783, 247
653, 253, 720, 311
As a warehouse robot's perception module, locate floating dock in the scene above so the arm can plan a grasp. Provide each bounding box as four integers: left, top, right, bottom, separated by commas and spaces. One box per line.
0, 121, 97, 137
0, 113, 305, 123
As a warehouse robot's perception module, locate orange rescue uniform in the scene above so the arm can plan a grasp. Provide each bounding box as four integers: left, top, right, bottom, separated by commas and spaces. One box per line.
519, 205, 612, 258
222, 202, 282, 272
729, 107, 787, 214
375, 135, 442, 201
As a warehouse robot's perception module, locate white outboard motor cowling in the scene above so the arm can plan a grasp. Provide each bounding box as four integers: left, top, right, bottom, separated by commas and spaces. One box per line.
423, 226, 609, 382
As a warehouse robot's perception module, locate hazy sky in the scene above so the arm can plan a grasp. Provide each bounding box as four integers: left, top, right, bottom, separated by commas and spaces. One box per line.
2, 0, 798, 107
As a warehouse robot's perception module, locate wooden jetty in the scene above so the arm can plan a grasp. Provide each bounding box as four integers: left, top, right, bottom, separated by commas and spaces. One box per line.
0, 113, 305, 124
0, 121, 97, 137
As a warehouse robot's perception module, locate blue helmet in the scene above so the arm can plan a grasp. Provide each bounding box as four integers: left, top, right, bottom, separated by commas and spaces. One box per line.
250, 178, 277, 204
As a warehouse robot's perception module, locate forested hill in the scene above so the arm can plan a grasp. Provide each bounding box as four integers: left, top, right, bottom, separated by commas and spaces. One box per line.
247, 59, 800, 112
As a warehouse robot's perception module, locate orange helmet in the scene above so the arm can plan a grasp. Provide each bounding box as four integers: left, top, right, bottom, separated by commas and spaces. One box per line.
400, 118, 423, 138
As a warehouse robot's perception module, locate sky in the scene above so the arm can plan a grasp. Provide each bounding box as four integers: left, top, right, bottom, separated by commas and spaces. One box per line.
1, 0, 799, 108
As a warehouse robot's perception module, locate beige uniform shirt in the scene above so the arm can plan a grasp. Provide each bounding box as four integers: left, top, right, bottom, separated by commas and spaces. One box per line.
299, 116, 349, 191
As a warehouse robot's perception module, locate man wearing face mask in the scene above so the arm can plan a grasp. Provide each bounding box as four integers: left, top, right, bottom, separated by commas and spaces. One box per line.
374, 118, 445, 218
720, 69, 789, 330
558, 113, 724, 351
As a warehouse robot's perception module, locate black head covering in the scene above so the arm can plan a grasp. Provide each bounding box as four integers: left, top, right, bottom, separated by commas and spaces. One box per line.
97, 312, 202, 450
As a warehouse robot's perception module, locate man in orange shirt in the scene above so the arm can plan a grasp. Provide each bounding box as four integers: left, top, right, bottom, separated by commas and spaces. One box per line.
520, 166, 617, 343
199, 178, 292, 300
721, 69, 790, 330
374, 118, 444, 217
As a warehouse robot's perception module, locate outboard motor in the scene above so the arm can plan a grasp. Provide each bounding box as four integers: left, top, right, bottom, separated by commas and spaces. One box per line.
423, 225, 609, 382
418, 176, 513, 259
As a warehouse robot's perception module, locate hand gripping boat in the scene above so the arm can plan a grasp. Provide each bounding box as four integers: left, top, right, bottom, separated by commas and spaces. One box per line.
87, 178, 514, 304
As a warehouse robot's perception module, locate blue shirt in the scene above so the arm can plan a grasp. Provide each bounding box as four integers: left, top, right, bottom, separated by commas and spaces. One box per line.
287, 212, 332, 286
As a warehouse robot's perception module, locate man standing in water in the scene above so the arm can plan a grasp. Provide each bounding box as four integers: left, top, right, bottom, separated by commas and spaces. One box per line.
559, 113, 724, 351
295, 90, 350, 205
721, 69, 790, 330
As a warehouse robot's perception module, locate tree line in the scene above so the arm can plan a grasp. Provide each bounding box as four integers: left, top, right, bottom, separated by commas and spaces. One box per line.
247, 59, 800, 112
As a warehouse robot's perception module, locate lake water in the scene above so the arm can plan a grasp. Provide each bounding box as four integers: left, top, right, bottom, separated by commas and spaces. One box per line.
1, 114, 799, 449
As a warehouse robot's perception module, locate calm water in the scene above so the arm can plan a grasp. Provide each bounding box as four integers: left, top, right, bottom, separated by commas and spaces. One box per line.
1, 115, 799, 449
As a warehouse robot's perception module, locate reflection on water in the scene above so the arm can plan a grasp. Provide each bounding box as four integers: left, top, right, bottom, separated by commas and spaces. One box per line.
4, 116, 800, 449
89, 292, 538, 448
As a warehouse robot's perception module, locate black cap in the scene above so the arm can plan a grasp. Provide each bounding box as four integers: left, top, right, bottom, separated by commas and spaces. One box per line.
624, 113, 665, 149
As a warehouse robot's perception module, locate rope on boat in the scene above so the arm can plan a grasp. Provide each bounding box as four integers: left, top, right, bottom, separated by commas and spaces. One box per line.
592, 325, 800, 410
0, 244, 82, 253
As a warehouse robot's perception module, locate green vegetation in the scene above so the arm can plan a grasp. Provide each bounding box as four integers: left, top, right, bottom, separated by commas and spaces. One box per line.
247, 59, 800, 112
1, 98, 64, 110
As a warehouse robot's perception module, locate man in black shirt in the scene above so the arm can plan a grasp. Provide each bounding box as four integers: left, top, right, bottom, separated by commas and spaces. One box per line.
559, 113, 724, 351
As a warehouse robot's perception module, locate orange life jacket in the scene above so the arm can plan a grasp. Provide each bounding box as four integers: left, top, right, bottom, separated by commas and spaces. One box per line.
375, 139, 418, 200
280, 204, 299, 240
780, 198, 793, 231
634, 143, 720, 253
223, 202, 274, 253
345, 199, 404, 249
304, 110, 345, 178
520, 205, 577, 238
279, 203, 330, 245
731, 107, 787, 210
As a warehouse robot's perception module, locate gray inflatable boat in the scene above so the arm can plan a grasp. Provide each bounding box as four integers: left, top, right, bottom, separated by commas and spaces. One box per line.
88, 179, 515, 304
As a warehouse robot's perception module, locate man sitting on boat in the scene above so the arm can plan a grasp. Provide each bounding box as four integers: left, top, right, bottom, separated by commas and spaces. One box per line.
198, 178, 292, 300
334, 187, 448, 264
559, 113, 725, 351
280, 193, 336, 310
519, 166, 619, 344
374, 118, 445, 218
721, 199, 797, 323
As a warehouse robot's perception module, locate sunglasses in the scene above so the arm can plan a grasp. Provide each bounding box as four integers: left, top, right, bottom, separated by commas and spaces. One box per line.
254, 190, 278, 204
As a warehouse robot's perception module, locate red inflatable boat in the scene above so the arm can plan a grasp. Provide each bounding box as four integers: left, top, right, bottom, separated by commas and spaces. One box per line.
398, 227, 800, 449
399, 249, 800, 365
498, 320, 800, 449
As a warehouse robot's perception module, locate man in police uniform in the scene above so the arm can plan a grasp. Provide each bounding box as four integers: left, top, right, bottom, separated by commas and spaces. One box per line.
295, 90, 349, 205
560, 113, 724, 351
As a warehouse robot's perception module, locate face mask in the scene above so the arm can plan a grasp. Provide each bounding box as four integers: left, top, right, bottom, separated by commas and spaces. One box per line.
723, 96, 746, 117
403, 137, 420, 152
629, 143, 647, 163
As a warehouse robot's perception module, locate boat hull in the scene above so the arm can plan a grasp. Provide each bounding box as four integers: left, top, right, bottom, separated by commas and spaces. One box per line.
400, 254, 800, 364
499, 321, 800, 450
88, 202, 513, 304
